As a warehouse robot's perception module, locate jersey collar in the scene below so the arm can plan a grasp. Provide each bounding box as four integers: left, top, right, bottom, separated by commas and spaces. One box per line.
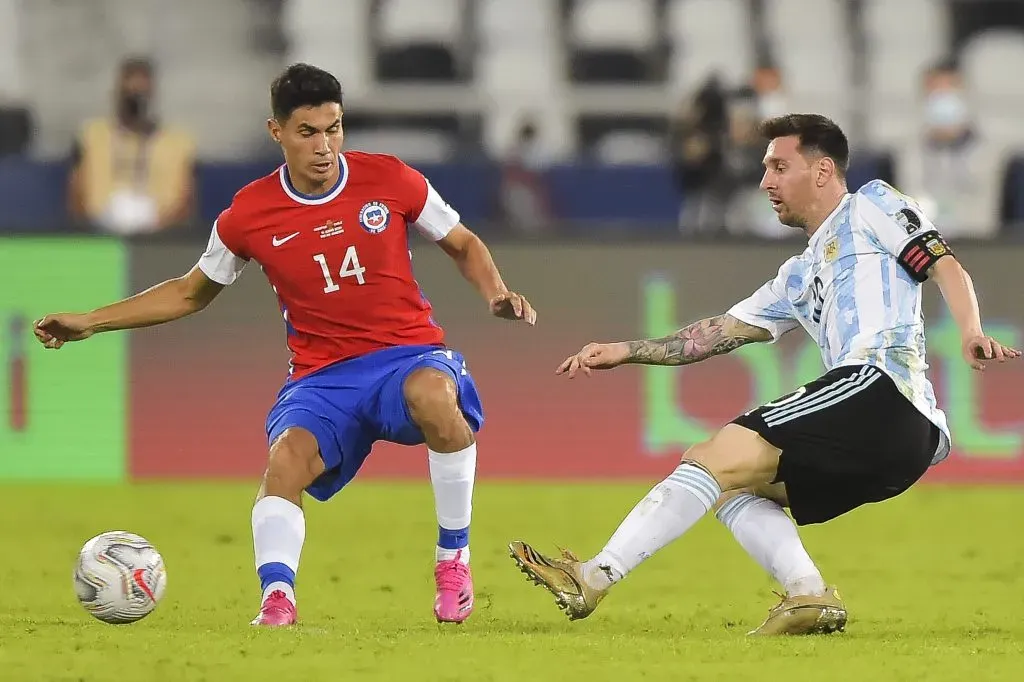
279, 154, 349, 205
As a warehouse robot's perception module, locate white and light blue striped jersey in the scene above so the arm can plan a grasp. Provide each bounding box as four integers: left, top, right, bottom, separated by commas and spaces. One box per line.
728, 180, 951, 461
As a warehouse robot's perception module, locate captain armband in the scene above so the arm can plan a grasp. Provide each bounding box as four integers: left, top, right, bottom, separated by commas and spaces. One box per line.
897, 231, 954, 282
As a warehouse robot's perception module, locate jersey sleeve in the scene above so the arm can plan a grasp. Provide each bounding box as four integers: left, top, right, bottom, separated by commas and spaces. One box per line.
726, 261, 800, 343
196, 208, 248, 286
855, 180, 954, 282
393, 158, 461, 241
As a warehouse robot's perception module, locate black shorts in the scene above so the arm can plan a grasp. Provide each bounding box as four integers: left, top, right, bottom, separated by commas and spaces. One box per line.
731, 364, 942, 526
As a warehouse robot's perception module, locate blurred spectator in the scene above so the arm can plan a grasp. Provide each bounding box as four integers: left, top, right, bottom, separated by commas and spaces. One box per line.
68, 57, 196, 235
751, 63, 788, 122
895, 59, 997, 238
672, 68, 792, 238
722, 89, 789, 238
497, 119, 554, 236
670, 75, 729, 233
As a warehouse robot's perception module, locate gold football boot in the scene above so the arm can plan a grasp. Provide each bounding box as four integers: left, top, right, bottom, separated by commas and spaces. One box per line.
508, 541, 608, 621
748, 587, 848, 636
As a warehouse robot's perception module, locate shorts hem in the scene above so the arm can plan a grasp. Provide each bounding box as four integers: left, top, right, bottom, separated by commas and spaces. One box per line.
394, 358, 484, 434
266, 408, 340, 471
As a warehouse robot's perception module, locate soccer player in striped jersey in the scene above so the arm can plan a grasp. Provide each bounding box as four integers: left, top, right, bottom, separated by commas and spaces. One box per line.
509, 114, 1020, 635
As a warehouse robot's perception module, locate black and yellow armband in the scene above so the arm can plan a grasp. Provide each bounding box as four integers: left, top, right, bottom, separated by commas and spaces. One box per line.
897, 231, 954, 282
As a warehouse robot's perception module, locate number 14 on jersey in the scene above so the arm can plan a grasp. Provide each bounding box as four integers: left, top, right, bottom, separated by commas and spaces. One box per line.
313, 247, 366, 292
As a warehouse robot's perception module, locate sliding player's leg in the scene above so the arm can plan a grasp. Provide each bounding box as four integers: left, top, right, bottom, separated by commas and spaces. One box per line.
716, 484, 826, 598
714, 484, 845, 635
510, 423, 779, 621
721, 365, 941, 634
374, 346, 484, 624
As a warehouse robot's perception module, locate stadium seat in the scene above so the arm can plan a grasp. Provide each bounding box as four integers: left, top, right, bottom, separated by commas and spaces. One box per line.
342, 128, 456, 163
0, 0, 24, 103
576, 114, 668, 163
376, 0, 466, 82
0, 107, 32, 157
764, 0, 852, 116
591, 129, 667, 165
476, 0, 574, 160
665, 0, 754, 94
863, 0, 949, 99
283, 0, 373, 98
568, 0, 661, 83
960, 30, 1024, 156
960, 29, 1024, 99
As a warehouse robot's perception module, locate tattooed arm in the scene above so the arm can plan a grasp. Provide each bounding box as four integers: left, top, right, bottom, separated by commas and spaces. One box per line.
556, 314, 773, 378
623, 314, 772, 366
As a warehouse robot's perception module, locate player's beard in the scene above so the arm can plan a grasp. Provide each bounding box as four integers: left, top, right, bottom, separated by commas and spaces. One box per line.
773, 201, 807, 230
779, 210, 806, 229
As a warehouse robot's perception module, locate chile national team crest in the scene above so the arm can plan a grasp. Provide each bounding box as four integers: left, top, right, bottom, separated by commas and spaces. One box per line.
358, 201, 391, 234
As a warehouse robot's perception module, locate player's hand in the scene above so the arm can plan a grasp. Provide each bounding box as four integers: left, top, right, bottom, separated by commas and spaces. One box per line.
33, 313, 95, 349
490, 291, 537, 325
556, 342, 630, 378
962, 334, 1021, 371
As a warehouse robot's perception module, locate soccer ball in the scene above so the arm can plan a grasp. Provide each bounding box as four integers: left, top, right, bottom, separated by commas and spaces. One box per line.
73, 531, 167, 624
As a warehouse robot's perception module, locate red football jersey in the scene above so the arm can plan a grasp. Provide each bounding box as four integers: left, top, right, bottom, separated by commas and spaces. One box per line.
196, 151, 461, 380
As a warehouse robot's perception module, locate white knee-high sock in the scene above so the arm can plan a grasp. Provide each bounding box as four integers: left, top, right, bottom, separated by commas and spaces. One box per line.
253, 496, 305, 604
581, 462, 721, 590
716, 493, 826, 596
429, 442, 476, 564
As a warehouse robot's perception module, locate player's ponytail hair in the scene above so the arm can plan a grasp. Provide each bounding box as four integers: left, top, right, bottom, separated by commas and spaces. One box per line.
270, 63, 344, 122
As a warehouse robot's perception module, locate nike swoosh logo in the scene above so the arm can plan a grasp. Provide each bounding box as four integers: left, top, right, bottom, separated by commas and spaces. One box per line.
132, 569, 156, 602
272, 232, 300, 246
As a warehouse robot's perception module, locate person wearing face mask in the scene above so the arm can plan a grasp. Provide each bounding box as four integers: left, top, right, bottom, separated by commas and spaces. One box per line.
68, 57, 196, 234
895, 60, 999, 238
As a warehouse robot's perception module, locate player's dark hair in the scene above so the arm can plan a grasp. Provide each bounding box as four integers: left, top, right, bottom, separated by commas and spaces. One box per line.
758, 114, 850, 178
270, 63, 343, 122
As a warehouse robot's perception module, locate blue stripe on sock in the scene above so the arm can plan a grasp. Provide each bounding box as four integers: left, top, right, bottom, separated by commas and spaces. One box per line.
667, 468, 719, 506
438, 525, 469, 550
257, 562, 295, 592
665, 464, 720, 509
716, 493, 759, 527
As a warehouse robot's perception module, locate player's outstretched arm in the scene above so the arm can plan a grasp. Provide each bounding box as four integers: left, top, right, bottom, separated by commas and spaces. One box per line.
556, 314, 771, 378
34, 266, 224, 349
437, 224, 536, 324
929, 257, 1021, 370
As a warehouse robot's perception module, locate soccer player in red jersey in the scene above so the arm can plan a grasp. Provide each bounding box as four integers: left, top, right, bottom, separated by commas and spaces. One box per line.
34, 63, 536, 626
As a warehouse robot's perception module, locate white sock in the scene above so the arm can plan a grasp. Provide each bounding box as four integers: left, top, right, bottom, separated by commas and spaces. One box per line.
581, 462, 721, 590
252, 496, 305, 604
263, 581, 296, 604
716, 493, 826, 597
429, 443, 476, 565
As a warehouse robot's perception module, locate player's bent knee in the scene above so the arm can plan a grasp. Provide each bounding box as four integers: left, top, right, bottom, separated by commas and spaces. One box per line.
712, 487, 750, 512
712, 482, 790, 512
682, 425, 782, 492
753, 481, 790, 507
266, 427, 325, 492
403, 368, 460, 426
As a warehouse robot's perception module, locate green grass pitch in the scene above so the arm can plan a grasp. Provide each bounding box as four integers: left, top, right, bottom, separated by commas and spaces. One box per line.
0, 482, 1022, 681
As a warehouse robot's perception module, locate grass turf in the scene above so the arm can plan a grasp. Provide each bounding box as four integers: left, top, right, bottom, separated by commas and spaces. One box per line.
0, 482, 1022, 681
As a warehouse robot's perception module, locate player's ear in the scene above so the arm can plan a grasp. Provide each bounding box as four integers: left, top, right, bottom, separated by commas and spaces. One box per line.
266, 118, 282, 145
817, 157, 836, 187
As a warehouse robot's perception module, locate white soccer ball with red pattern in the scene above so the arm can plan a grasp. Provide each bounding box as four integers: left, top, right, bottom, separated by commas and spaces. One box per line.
73, 531, 167, 624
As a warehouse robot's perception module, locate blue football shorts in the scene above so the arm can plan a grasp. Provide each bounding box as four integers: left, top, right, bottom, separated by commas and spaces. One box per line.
265, 344, 484, 501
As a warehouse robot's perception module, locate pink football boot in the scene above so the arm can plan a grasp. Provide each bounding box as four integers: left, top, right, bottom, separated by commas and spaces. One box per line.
250, 590, 297, 626
433, 551, 474, 623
